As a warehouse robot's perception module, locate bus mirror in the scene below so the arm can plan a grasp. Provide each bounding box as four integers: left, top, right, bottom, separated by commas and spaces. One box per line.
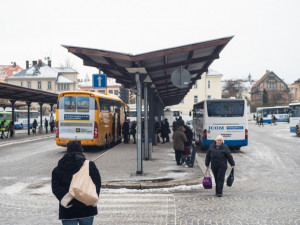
189, 111, 192, 117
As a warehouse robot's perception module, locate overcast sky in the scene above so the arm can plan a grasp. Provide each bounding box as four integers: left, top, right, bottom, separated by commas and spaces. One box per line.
1, 0, 300, 84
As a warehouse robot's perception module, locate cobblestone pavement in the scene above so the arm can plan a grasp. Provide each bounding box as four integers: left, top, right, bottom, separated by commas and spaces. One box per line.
0, 123, 300, 224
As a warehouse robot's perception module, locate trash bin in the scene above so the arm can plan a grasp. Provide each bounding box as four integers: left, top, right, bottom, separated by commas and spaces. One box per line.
142, 138, 152, 159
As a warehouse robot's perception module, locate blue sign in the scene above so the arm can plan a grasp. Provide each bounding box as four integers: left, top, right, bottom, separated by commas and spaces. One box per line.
227, 126, 244, 130
64, 114, 90, 121
93, 74, 107, 88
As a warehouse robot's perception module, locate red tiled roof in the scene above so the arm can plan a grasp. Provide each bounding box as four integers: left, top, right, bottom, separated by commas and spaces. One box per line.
0, 65, 23, 80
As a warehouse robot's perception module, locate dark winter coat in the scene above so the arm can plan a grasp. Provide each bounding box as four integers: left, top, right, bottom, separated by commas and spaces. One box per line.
184, 126, 193, 146
172, 126, 187, 151
51, 152, 101, 220
122, 121, 130, 136
205, 142, 235, 168
161, 120, 170, 138
130, 122, 136, 135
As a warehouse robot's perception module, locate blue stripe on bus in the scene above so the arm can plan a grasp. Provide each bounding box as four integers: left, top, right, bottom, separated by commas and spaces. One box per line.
290, 127, 296, 133
203, 139, 248, 147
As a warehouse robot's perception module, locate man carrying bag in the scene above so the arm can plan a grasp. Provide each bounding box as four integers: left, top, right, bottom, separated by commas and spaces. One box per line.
52, 141, 101, 225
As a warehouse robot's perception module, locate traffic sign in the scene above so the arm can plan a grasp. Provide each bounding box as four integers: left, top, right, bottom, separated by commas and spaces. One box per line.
92, 74, 107, 88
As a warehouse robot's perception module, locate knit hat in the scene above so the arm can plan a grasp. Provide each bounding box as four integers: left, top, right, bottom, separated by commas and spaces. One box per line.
67, 141, 83, 153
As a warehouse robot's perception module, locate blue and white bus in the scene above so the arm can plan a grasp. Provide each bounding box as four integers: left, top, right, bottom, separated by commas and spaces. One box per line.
14, 110, 39, 129
193, 99, 248, 150
256, 106, 289, 124
289, 103, 300, 133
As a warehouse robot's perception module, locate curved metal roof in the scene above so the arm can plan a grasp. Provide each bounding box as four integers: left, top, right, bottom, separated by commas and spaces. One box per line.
63, 36, 233, 106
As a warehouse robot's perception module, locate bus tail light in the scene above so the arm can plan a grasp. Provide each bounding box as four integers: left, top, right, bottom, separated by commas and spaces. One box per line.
203, 129, 207, 139
94, 122, 98, 138
55, 121, 59, 138
245, 129, 248, 139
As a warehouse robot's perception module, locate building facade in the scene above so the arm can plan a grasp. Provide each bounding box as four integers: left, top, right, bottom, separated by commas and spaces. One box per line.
7, 60, 78, 94
250, 70, 289, 110
289, 79, 300, 103
169, 69, 223, 119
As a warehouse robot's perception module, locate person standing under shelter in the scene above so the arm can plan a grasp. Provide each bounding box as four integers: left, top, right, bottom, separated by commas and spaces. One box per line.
32, 119, 38, 134
52, 141, 101, 225
205, 135, 235, 197
50, 113, 55, 132
45, 118, 49, 133
172, 126, 187, 165
0, 121, 6, 139
176, 116, 185, 127
8, 121, 14, 138
161, 118, 170, 143
122, 119, 130, 143
130, 120, 137, 144
259, 116, 264, 127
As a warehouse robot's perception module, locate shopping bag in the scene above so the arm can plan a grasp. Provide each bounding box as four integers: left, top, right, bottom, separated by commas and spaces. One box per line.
69, 160, 98, 206
202, 168, 212, 189
226, 168, 234, 187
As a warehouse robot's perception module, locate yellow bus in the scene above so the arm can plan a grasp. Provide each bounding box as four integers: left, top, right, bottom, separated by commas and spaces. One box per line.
56, 91, 129, 148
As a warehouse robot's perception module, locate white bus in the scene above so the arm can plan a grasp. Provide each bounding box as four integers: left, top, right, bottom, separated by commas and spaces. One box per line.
14, 110, 39, 129
193, 99, 248, 150
289, 103, 300, 133
256, 106, 289, 124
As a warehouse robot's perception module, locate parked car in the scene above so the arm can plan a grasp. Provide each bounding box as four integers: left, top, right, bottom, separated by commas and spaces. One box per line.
296, 121, 300, 137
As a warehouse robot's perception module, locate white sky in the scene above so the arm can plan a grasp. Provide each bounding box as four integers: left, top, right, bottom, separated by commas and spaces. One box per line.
1, 0, 300, 83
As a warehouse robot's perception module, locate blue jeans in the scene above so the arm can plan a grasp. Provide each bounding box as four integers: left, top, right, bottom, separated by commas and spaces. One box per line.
62, 217, 94, 225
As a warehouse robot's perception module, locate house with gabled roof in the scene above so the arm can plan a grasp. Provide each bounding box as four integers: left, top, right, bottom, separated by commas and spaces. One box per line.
250, 70, 289, 111
0, 63, 23, 80
6, 60, 78, 94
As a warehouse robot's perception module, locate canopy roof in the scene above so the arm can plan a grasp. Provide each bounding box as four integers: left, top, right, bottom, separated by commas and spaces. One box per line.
63, 36, 233, 106
0, 83, 58, 104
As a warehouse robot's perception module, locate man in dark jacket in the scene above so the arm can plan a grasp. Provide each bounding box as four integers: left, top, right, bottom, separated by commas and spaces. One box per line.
52, 141, 101, 224
122, 119, 130, 143
205, 135, 235, 197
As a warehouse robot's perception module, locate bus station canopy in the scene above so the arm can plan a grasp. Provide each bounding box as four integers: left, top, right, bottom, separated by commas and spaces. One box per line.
0, 82, 58, 105
63, 36, 233, 107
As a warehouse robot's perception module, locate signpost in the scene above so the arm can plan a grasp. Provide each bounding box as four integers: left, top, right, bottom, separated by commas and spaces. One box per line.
92, 74, 107, 88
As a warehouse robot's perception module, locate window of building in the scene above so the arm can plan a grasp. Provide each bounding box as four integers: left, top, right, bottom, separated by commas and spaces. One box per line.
193, 81, 198, 89
58, 83, 70, 90
207, 95, 211, 100
27, 82, 31, 88
20, 81, 23, 87
208, 80, 210, 89
267, 80, 276, 90
194, 95, 198, 104
38, 81, 41, 89
114, 90, 118, 95
109, 90, 113, 94
48, 81, 51, 89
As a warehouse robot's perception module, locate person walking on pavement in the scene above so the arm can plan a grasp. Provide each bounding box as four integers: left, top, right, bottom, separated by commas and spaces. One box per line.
122, 119, 130, 143
172, 126, 187, 165
52, 141, 101, 225
172, 118, 178, 132
45, 118, 49, 133
32, 119, 38, 134
130, 120, 137, 144
205, 135, 235, 197
259, 116, 264, 127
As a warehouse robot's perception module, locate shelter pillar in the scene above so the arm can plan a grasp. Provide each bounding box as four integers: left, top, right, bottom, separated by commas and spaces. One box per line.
39, 103, 43, 134
149, 86, 155, 146
9, 100, 16, 123
26, 102, 31, 135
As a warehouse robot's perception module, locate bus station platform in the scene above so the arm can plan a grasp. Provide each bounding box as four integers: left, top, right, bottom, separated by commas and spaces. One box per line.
0, 130, 205, 189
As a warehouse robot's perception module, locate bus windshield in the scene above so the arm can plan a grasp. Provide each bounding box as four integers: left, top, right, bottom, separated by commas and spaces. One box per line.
290, 105, 300, 117
207, 100, 244, 117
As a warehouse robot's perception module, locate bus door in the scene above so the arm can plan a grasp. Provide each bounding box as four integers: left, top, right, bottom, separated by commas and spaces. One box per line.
58, 96, 95, 140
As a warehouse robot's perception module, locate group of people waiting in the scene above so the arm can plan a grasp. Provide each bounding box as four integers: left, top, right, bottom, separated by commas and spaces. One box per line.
0, 120, 14, 139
